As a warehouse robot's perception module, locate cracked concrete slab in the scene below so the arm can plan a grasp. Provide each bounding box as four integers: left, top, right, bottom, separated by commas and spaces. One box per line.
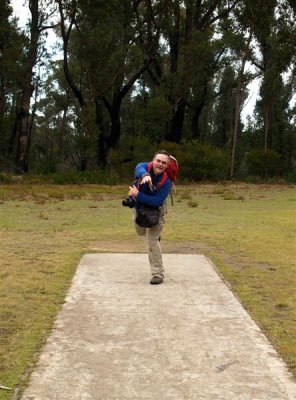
21, 254, 296, 400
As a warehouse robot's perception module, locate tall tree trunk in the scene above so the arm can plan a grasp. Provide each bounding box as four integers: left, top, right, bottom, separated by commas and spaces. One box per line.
101, 95, 122, 149
165, 0, 180, 139
95, 98, 107, 167
263, 105, 270, 151
101, 58, 153, 149
57, 104, 68, 161
166, 0, 193, 142
16, 0, 40, 172
8, 96, 20, 155
170, 99, 186, 143
0, 73, 6, 154
109, 102, 122, 148
58, 0, 91, 170
230, 29, 252, 178
16, 84, 34, 172
191, 88, 207, 140
166, 0, 239, 143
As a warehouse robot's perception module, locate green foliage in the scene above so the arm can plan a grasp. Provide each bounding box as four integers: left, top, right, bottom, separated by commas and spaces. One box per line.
108, 137, 157, 180
245, 149, 283, 177
108, 139, 229, 182
179, 142, 229, 181
286, 169, 296, 184
0, 1, 28, 161
0, 173, 12, 184
51, 170, 121, 185
212, 66, 236, 149
157, 141, 230, 181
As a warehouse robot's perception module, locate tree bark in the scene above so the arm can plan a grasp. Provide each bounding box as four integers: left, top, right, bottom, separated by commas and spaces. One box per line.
230, 29, 252, 177
166, 0, 193, 142
166, 0, 240, 143
95, 99, 107, 167
15, 0, 40, 172
57, 103, 69, 161
57, 0, 85, 107
102, 58, 154, 149
263, 105, 270, 151
165, 0, 180, 140
0, 70, 6, 154
170, 99, 186, 143
57, 0, 91, 170
8, 95, 20, 155
191, 99, 205, 140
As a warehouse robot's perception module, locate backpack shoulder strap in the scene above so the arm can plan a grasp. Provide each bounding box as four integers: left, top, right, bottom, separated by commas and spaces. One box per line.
157, 171, 168, 188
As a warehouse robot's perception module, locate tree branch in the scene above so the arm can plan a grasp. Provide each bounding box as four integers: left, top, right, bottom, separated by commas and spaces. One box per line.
39, 23, 59, 32
120, 58, 153, 99
57, 0, 85, 107
101, 96, 113, 115
197, 0, 240, 29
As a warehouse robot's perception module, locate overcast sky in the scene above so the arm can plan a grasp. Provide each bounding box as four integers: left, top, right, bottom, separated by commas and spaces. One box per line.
11, 0, 29, 27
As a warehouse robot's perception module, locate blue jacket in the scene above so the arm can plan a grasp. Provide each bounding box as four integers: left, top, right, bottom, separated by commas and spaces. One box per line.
134, 162, 171, 208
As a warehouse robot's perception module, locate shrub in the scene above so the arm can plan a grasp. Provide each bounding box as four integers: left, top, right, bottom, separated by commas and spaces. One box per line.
0, 173, 12, 184
108, 137, 156, 181
179, 142, 229, 181
109, 140, 229, 182
188, 199, 198, 207
245, 149, 283, 178
51, 170, 121, 185
286, 169, 296, 184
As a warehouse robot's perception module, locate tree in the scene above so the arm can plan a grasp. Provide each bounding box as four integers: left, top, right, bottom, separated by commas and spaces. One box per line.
230, 27, 253, 177
249, 0, 296, 152
212, 66, 236, 149
15, 0, 57, 172
163, 0, 241, 144
2, 0, 295, 178
56, 0, 163, 168
0, 0, 26, 166
30, 60, 80, 172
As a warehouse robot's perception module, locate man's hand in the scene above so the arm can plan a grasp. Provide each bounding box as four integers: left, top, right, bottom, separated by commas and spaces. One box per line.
140, 175, 152, 185
128, 185, 139, 197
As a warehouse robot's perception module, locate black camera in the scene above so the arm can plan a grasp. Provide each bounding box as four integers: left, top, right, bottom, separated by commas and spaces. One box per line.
122, 197, 136, 208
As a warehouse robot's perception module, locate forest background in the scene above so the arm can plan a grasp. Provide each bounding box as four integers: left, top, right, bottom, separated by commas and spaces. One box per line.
1, 0, 296, 183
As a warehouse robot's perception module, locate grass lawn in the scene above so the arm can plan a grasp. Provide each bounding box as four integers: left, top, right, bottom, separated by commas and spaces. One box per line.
0, 183, 295, 399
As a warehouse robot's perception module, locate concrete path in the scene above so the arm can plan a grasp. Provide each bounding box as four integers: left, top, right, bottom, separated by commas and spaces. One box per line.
21, 254, 296, 400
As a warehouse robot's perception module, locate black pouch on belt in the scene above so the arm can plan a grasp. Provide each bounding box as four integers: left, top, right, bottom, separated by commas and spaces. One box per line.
135, 206, 160, 228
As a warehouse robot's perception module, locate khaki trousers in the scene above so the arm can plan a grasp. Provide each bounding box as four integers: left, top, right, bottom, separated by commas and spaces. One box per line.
133, 206, 165, 278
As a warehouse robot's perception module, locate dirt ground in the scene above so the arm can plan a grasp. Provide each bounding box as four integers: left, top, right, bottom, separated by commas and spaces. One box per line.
89, 238, 214, 255
88, 238, 273, 275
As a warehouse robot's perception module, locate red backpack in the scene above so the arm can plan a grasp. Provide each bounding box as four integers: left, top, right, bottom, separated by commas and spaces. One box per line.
147, 155, 179, 191
166, 155, 178, 183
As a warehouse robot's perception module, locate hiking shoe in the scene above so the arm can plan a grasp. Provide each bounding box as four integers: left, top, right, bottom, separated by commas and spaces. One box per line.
150, 276, 163, 285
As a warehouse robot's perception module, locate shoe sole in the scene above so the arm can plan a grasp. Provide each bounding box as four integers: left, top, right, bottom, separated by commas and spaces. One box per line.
150, 278, 163, 285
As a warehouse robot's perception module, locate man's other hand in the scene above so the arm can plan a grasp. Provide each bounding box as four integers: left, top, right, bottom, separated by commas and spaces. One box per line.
128, 185, 139, 197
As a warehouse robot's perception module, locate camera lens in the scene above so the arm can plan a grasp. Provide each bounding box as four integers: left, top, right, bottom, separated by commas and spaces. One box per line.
122, 198, 135, 208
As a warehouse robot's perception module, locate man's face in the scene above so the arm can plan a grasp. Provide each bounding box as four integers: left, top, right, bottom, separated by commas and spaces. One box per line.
152, 153, 170, 175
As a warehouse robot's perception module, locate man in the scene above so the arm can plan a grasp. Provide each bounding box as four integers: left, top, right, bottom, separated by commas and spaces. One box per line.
127, 150, 171, 285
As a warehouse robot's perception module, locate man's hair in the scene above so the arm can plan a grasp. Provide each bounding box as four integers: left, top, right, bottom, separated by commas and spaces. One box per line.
154, 149, 170, 158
